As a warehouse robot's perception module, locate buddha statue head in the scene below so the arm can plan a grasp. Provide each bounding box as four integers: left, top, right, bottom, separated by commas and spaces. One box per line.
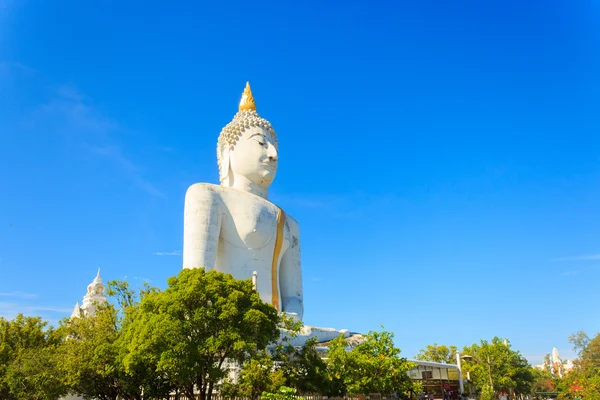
217, 83, 279, 198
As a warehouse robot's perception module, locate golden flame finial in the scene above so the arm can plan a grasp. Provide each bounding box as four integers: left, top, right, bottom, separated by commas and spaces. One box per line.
238, 81, 257, 111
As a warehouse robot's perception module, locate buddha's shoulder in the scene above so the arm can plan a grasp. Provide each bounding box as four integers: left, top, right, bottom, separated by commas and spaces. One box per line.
185, 183, 225, 202
185, 183, 265, 205
284, 212, 299, 232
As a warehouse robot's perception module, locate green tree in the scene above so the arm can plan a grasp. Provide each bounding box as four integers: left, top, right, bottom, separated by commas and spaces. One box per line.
220, 351, 285, 400
326, 329, 416, 396
568, 330, 590, 358
479, 384, 494, 400
123, 268, 280, 400
530, 368, 555, 397
416, 343, 458, 364
461, 337, 534, 397
262, 386, 298, 400
558, 331, 600, 399
58, 281, 170, 400
0, 314, 67, 400
578, 332, 600, 371
273, 338, 330, 394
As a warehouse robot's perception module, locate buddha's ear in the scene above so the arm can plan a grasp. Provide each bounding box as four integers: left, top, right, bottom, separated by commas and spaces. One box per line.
219, 144, 230, 183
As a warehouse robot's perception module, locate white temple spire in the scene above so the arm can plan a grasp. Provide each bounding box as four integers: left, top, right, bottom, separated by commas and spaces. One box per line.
70, 301, 81, 319
552, 347, 560, 364
79, 269, 107, 316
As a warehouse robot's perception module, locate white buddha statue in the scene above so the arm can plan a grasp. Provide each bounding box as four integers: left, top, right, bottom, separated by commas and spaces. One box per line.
183, 82, 303, 321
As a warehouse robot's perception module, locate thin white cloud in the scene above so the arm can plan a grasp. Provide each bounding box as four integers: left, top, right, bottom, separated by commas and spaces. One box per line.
0, 61, 38, 75
88, 144, 139, 174
0, 291, 38, 299
87, 144, 166, 198
560, 271, 579, 276
30, 306, 74, 313
22, 78, 165, 199
55, 83, 86, 102
553, 254, 600, 262
0, 301, 73, 319
153, 251, 181, 256
271, 192, 400, 219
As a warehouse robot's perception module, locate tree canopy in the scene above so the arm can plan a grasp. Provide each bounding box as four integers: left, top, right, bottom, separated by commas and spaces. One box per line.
558, 331, 600, 399
0, 314, 67, 400
58, 281, 170, 400
326, 329, 417, 396
220, 350, 286, 400
461, 337, 534, 397
5, 269, 566, 400
273, 337, 330, 394
122, 267, 281, 400
416, 343, 458, 364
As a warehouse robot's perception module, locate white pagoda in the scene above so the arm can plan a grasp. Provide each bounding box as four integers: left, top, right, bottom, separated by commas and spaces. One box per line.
70, 269, 107, 318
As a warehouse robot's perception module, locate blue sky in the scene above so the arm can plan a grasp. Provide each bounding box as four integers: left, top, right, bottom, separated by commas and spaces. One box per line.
1, 0, 599, 364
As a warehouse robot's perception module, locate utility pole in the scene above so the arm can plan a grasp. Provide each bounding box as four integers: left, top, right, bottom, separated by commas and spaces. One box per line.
456, 352, 465, 396
487, 354, 493, 392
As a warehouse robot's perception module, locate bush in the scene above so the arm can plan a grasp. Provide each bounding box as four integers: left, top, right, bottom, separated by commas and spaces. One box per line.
479, 385, 494, 400
261, 386, 297, 400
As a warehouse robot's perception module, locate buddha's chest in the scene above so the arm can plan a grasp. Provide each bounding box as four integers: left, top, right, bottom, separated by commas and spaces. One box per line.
221, 196, 285, 250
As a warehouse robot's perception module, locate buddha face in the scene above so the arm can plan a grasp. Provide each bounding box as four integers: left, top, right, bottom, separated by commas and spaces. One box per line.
228, 126, 278, 188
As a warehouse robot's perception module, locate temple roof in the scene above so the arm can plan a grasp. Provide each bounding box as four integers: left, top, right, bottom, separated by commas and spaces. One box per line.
70, 301, 81, 319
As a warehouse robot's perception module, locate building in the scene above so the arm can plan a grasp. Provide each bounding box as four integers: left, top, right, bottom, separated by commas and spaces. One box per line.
535, 347, 575, 378
70, 269, 107, 318
408, 361, 462, 398
61, 270, 108, 400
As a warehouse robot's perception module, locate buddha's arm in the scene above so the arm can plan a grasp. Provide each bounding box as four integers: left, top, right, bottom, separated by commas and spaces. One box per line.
183, 184, 222, 270
279, 216, 304, 321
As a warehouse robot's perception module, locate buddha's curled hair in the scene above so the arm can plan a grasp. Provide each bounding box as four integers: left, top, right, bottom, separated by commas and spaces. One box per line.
217, 110, 278, 179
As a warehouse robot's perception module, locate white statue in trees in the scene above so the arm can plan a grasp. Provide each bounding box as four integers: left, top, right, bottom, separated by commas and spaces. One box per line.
183, 83, 303, 321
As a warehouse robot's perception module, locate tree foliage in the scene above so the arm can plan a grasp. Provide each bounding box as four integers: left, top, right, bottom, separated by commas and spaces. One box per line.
568, 330, 590, 358
220, 351, 285, 400
461, 337, 534, 397
578, 332, 600, 372
58, 281, 170, 400
0, 315, 67, 400
530, 368, 556, 396
261, 386, 298, 400
558, 331, 600, 399
273, 338, 330, 394
122, 268, 280, 400
326, 329, 416, 396
6, 273, 550, 400
416, 343, 458, 364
